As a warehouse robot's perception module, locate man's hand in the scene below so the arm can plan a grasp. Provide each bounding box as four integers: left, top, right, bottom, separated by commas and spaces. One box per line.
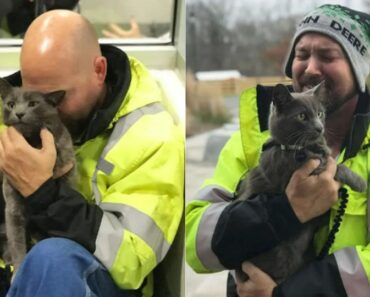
286, 157, 340, 223
236, 262, 277, 297
0, 127, 56, 197
102, 17, 142, 39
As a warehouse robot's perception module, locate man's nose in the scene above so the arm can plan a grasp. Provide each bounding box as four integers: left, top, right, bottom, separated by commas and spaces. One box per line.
305, 57, 322, 76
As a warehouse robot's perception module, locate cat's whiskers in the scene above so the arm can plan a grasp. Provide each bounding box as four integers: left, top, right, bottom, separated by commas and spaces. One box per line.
285, 130, 305, 146
292, 134, 306, 160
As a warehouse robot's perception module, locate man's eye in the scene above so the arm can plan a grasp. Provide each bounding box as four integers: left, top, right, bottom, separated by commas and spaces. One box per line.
321, 55, 335, 63
7, 102, 15, 109
295, 52, 308, 60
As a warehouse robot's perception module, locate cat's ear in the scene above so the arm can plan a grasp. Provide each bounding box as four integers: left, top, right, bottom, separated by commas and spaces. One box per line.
312, 81, 326, 98
44, 90, 66, 107
0, 78, 13, 100
272, 84, 292, 111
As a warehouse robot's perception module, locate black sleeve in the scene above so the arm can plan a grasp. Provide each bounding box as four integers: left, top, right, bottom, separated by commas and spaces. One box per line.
273, 255, 347, 297
212, 193, 304, 269
0, 265, 11, 297
24, 178, 103, 253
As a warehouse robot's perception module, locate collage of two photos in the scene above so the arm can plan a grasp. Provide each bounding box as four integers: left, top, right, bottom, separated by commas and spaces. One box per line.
0, 0, 370, 296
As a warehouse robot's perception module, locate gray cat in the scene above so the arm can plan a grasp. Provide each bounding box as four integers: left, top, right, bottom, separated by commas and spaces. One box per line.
0, 78, 75, 274
237, 83, 366, 283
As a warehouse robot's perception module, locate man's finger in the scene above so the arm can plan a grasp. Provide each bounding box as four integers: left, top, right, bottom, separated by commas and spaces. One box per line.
0, 128, 11, 151
323, 157, 337, 178
6, 127, 28, 147
242, 262, 261, 279
102, 30, 118, 38
7, 126, 23, 141
0, 140, 4, 167
40, 128, 55, 152
236, 280, 254, 295
293, 158, 321, 179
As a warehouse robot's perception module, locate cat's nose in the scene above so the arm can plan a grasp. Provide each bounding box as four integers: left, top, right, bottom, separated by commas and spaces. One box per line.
16, 113, 25, 119
315, 126, 323, 134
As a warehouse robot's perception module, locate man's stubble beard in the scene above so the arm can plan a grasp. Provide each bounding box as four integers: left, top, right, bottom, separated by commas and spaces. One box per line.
322, 84, 357, 116
293, 77, 357, 115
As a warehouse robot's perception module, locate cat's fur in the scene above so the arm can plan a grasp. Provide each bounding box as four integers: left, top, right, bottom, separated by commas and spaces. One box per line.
237, 83, 366, 283
0, 78, 75, 274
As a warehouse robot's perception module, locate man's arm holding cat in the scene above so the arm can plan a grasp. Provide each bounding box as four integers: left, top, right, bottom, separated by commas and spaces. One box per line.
236, 254, 350, 297
209, 158, 339, 269
285, 157, 340, 223
0, 122, 184, 289
235, 159, 345, 297
0, 126, 102, 252
0, 127, 57, 196
186, 131, 339, 273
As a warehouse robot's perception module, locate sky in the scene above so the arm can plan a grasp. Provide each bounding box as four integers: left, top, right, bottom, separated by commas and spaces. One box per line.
188, 0, 368, 23
237, 0, 367, 19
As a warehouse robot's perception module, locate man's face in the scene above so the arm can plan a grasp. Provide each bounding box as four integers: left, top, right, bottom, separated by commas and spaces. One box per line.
21, 67, 98, 135
292, 32, 357, 114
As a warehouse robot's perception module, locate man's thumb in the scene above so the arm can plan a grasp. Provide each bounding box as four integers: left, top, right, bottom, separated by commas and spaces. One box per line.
40, 128, 55, 152
242, 262, 259, 279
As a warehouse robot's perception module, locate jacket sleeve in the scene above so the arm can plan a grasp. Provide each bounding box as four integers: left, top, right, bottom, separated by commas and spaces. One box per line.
186, 131, 303, 273
212, 193, 303, 269
25, 112, 184, 290
273, 246, 370, 297
25, 178, 103, 252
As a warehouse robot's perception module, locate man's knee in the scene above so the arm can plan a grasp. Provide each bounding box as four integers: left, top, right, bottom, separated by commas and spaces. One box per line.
24, 237, 90, 269
9, 238, 94, 296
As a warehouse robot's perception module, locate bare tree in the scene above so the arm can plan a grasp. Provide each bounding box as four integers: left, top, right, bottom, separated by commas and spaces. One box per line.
187, 0, 235, 72
187, 0, 302, 76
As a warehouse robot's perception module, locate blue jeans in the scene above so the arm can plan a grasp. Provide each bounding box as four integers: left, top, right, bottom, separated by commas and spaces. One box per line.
7, 238, 141, 297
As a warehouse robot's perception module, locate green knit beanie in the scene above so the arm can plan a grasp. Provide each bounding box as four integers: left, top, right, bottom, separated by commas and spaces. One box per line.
284, 4, 370, 92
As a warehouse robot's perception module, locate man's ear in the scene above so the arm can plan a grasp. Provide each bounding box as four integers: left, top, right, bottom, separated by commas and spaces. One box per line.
94, 56, 107, 86
272, 84, 293, 111
44, 90, 66, 107
0, 78, 13, 100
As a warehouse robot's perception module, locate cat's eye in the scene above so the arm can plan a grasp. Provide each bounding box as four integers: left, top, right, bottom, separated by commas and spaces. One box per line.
28, 101, 38, 107
317, 111, 324, 118
7, 102, 15, 109
296, 113, 306, 121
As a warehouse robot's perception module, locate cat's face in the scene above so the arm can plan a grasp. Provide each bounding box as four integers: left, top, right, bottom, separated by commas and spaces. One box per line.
269, 83, 326, 146
0, 78, 65, 137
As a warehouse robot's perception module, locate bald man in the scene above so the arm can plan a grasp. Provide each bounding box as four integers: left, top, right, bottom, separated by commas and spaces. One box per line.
0, 10, 184, 297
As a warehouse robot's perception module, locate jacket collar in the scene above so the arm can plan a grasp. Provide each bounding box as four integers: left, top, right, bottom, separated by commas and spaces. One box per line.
342, 90, 370, 160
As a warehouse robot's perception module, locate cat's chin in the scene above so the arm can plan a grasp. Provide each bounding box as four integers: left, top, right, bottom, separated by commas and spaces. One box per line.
12, 123, 41, 138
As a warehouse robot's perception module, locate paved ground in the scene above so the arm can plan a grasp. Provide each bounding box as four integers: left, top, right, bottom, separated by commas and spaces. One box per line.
185, 95, 239, 297
185, 131, 228, 297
